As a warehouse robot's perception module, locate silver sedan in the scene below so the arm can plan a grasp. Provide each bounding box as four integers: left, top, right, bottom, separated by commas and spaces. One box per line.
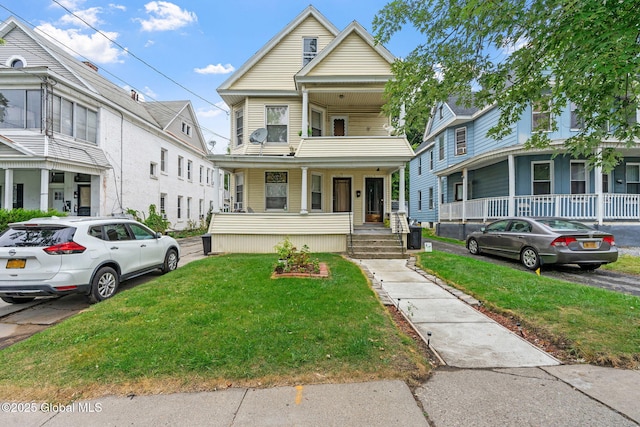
465, 218, 618, 270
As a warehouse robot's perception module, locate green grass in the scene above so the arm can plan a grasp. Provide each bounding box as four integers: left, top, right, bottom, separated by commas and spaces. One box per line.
602, 254, 640, 275
416, 251, 640, 368
0, 254, 427, 401
421, 227, 465, 245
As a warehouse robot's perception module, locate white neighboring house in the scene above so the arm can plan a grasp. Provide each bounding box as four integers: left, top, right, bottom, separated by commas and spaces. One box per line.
0, 17, 218, 230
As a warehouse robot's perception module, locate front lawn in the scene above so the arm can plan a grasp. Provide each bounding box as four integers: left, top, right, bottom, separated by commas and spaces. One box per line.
416, 251, 640, 368
0, 254, 428, 401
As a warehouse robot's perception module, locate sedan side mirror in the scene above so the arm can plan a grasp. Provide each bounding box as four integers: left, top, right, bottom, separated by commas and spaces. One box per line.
480, 227, 486, 233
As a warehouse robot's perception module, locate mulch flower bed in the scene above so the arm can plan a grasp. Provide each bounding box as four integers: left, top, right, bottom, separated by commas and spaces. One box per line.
271, 262, 329, 278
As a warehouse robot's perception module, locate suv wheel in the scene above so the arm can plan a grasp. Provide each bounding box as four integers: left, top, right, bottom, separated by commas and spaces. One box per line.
88, 266, 119, 304
162, 249, 178, 274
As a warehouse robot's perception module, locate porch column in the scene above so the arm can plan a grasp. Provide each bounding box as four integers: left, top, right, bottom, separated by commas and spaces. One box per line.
4, 169, 13, 209
212, 166, 221, 213
301, 89, 308, 137
437, 176, 442, 222
398, 164, 406, 213
508, 154, 515, 216
462, 168, 468, 222
595, 148, 604, 225
40, 169, 49, 211
300, 166, 308, 214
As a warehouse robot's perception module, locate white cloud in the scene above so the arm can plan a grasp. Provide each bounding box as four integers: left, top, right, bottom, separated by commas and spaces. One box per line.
51, 0, 86, 9
59, 6, 103, 27
109, 3, 126, 12
35, 23, 125, 64
142, 86, 157, 100
144, 40, 155, 48
500, 36, 529, 55
197, 103, 229, 118
136, 1, 197, 32
194, 63, 235, 75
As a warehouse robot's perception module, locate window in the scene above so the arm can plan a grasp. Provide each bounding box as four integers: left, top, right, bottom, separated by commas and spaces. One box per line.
627, 163, 640, 194
150, 162, 157, 178
53, 95, 73, 136
311, 174, 322, 210
532, 98, 552, 132
438, 105, 443, 119
235, 109, 244, 146
602, 173, 610, 193
187, 160, 193, 181
266, 106, 288, 143
161, 149, 167, 173
438, 134, 445, 160
417, 190, 422, 210
454, 183, 463, 201
10, 58, 24, 68
187, 197, 192, 219
199, 199, 204, 218
429, 187, 434, 210
265, 171, 288, 210
418, 157, 422, 175
206, 168, 210, 184
429, 150, 433, 170
0, 89, 42, 130
177, 196, 183, 219
181, 122, 191, 136
75, 104, 98, 143
570, 161, 587, 194
570, 102, 584, 130
486, 220, 510, 232
303, 37, 318, 66
235, 174, 244, 211
455, 127, 467, 155
199, 165, 204, 183
532, 162, 552, 195
178, 156, 184, 178
311, 109, 323, 136
160, 194, 166, 215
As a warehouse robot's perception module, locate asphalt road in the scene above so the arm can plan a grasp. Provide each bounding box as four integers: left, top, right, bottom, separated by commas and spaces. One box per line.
426, 238, 640, 297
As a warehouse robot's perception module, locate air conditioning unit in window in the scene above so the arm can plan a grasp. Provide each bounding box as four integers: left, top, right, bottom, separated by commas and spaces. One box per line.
162, 214, 167, 219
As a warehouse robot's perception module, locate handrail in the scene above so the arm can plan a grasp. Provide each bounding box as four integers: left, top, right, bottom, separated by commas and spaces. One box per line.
393, 212, 406, 256
348, 210, 354, 256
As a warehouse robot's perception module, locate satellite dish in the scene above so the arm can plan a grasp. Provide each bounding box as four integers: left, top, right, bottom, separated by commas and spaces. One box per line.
249, 128, 268, 144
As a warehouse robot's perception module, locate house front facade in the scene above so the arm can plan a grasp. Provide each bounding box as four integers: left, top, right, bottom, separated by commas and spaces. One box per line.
410, 97, 640, 246
0, 17, 217, 230
208, 6, 414, 253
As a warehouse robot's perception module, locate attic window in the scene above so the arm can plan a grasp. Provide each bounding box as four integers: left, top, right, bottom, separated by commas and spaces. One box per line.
11, 59, 24, 69
303, 37, 318, 66
7, 56, 26, 69
181, 121, 192, 137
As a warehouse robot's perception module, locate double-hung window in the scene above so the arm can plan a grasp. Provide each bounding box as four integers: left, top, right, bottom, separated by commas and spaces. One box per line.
160, 149, 167, 173
627, 163, 640, 194
570, 102, 584, 130
532, 98, 552, 132
417, 190, 422, 210
532, 161, 552, 195
429, 187, 434, 210
311, 174, 322, 210
438, 134, 445, 160
455, 127, 467, 155
303, 37, 318, 66
265, 172, 288, 210
187, 160, 193, 181
570, 161, 587, 194
178, 156, 184, 178
235, 174, 244, 211
235, 109, 243, 146
266, 106, 288, 143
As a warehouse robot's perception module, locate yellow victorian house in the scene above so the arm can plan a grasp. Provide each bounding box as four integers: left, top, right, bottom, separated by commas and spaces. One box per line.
208, 6, 414, 255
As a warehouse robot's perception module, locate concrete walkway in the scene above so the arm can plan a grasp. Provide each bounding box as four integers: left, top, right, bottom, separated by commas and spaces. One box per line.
3, 248, 639, 426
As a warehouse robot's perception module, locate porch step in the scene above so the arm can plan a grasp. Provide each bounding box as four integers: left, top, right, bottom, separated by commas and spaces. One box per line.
348, 226, 407, 259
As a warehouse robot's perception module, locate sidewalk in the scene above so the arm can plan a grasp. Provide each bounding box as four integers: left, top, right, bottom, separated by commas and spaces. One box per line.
4, 249, 639, 426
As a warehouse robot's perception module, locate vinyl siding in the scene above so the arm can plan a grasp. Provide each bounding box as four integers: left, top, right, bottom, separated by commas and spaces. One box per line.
231, 17, 335, 91
468, 161, 509, 199
309, 33, 392, 76
409, 150, 439, 223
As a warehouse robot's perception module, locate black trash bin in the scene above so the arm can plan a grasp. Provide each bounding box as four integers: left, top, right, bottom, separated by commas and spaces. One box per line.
408, 226, 422, 249
201, 233, 212, 255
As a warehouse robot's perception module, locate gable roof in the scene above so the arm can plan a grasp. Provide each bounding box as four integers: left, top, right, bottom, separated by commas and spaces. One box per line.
144, 101, 209, 152
295, 20, 395, 86
217, 6, 339, 92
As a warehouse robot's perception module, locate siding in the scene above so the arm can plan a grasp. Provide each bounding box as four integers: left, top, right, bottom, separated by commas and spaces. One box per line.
469, 161, 509, 199
232, 17, 335, 91
409, 150, 439, 223
309, 33, 391, 76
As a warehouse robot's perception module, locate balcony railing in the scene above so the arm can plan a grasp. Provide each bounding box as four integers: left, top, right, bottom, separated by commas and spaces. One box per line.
439, 194, 640, 222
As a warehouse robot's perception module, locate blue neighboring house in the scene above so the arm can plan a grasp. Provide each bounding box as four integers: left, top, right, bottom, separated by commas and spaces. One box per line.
409, 96, 640, 246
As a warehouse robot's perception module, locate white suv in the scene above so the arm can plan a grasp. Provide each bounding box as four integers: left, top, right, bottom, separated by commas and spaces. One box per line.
0, 216, 180, 304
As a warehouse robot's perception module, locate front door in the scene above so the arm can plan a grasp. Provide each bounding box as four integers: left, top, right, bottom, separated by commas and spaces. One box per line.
365, 178, 384, 222
333, 178, 351, 212
77, 185, 91, 216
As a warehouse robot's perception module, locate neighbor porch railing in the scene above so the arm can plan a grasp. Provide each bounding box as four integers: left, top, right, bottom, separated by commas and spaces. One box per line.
439, 193, 640, 222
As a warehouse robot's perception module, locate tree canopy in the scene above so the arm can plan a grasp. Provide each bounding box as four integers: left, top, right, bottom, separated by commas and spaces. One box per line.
373, 0, 640, 171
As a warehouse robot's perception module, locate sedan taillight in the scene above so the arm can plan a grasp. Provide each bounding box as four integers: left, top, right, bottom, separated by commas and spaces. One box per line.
550, 236, 577, 247
603, 236, 616, 246
43, 241, 87, 255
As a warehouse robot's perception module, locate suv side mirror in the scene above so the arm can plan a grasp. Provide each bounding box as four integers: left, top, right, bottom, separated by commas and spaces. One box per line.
156, 232, 163, 239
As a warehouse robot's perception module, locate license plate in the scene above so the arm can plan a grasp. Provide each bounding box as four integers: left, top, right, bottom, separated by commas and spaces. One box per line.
582, 241, 598, 249
6, 259, 26, 269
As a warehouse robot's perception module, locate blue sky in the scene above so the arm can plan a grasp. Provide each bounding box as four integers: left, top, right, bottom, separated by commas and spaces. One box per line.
0, 0, 419, 153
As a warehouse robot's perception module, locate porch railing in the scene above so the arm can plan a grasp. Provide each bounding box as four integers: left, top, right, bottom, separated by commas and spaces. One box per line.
439, 193, 640, 222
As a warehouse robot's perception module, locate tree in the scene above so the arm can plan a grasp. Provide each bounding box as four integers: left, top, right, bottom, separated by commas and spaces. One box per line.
373, 0, 640, 172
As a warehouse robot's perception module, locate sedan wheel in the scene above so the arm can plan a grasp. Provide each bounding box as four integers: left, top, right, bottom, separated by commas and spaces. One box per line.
88, 266, 119, 304
467, 238, 481, 255
521, 247, 540, 270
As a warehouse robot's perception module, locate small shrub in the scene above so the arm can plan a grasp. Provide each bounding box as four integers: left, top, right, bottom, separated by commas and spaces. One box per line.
0, 208, 66, 231
126, 204, 170, 233
273, 237, 320, 274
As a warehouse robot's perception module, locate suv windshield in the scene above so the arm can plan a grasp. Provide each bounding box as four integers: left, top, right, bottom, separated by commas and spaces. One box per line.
0, 226, 76, 247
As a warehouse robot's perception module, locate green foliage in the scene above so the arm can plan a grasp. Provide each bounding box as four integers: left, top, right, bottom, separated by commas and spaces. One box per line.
126, 204, 169, 233
274, 237, 320, 273
0, 208, 66, 231
373, 0, 640, 172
